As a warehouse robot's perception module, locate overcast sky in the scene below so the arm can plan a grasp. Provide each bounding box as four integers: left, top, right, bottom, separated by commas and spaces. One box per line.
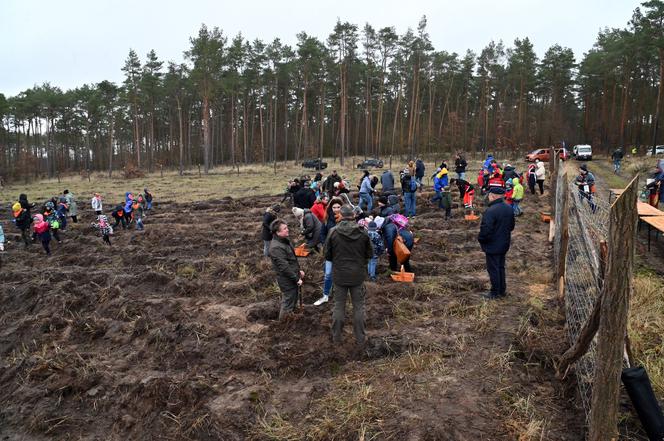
1, 0, 642, 98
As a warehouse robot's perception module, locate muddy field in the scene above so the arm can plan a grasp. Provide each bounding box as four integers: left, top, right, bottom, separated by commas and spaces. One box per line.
0, 184, 585, 440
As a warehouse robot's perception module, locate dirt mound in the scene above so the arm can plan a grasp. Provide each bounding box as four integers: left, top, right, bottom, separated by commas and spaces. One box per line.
0, 188, 584, 439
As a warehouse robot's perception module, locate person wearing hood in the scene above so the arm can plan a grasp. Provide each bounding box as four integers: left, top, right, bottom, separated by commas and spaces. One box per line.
12, 202, 32, 247
19, 194, 33, 216
56, 197, 69, 231
647, 160, 664, 207
269, 219, 305, 320
381, 170, 395, 195
311, 194, 328, 222
32, 214, 52, 255
575, 164, 597, 212
43, 201, 63, 243
111, 204, 127, 230
359, 171, 374, 212
262, 204, 281, 256
293, 184, 316, 209
91, 193, 103, 215
478, 187, 515, 300
144, 188, 153, 211
315, 197, 344, 306
124, 192, 134, 225
324, 205, 373, 345
454, 153, 468, 179
431, 164, 450, 209
292, 207, 322, 252
483, 154, 494, 170
534, 160, 546, 195
63, 189, 78, 223
511, 177, 524, 217
322, 170, 342, 198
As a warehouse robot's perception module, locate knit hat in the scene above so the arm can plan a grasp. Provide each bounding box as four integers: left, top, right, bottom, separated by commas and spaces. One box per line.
340, 205, 355, 219
489, 187, 506, 195
368, 221, 377, 230
33, 214, 43, 222
292, 207, 304, 218
580, 164, 588, 172
378, 196, 388, 205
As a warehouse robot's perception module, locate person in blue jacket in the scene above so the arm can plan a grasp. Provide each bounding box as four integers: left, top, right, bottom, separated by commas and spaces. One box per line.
382, 218, 414, 272
482, 154, 494, 170
477, 186, 515, 300
359, 171, 374, 212
124, 192, 134, 225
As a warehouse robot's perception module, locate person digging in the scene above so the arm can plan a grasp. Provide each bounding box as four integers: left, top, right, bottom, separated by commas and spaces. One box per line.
268, 219, 305, 320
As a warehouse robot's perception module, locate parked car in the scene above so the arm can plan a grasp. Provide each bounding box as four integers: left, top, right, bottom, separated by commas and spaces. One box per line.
356, 158, 384, 169
525, 148, 569, 162
646, 145, 664, 156
572, 144, 593, 160
302, 158, 328, 170
558, 147, 570, 161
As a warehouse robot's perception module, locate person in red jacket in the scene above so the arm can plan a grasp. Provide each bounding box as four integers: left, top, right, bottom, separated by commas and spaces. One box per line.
311, 194, 328, 222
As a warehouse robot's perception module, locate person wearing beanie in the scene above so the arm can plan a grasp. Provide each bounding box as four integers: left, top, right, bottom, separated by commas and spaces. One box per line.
262, 204, 281, 257
91, 193, 103, 216
292, 206, 322, 252
366, 221, 384, 282
324, 204, 373, 345
32, 214, 52, 255
268, 219, 304, 320
478, 186, 515, 300
12, 201, 32, 247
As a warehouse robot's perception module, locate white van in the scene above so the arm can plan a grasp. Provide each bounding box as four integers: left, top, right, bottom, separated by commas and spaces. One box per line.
573, 144, 593, 160
646, 145, 664, 156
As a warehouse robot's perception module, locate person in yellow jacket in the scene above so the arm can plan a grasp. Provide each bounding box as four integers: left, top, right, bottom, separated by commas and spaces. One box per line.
511, 177, 524, 217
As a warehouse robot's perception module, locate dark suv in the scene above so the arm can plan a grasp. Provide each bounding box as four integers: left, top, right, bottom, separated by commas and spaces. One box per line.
302, 158, 328, 170
356, 158, 384, 169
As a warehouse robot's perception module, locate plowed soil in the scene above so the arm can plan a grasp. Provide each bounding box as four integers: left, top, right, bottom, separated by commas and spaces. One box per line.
0, 186, 584, 440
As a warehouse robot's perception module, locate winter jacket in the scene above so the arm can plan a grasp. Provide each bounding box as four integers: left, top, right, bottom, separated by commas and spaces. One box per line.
124, 193, 133, 214
64, 193, 78, 216
13, 207, 32, 229
379, 205, 395, 218
269, 235, 301, 287
455, 157, 467, 174
434, 168, 449, 192
527, 165, 537, 187
535, 162, 546, 180
415, 160, 425, 179
293, 187, 316, 209
91, 196, 103, 212
19, 194, 32, 214
512, 178, 524, 200
611, 150, 624, 161
144, 190, 153, 203
401, 174, 417, 194
261, 208, 278, 241
360, 176, 373, 194
324, 220, 373, 287
44, 208, 60, 229
302, 210, 322, 246
381, 171, 395, 193
478, 198, 515, 255
367, 229, 384, 257
502, 165, 518, 183
311, 201, 326, 222
483, 156, 494, 170
111, 205, 125, 220
440, 189, 452, 209
319, 214, 338, 244
132, 202, 144, 219
322, 174, 342, 192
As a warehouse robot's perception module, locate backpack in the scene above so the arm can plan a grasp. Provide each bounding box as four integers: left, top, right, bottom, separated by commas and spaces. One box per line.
368, 230, 385, 256
409, 177, 417, 192
389, 213, 409, 230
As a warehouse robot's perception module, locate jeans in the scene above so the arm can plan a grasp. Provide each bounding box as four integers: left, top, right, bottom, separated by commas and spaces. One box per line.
404, 192, 416, 217
512, 199, 522, 216
136, 218, 144, 230
263, 240, 271, 257
367, 257, 378, 279
359, 193, 373, 212
613, 159, 622, 173
431, 190, 442, 208
456, 172, 465, 180
323, 260, 333, 296
147, 201, 153, 210
332, 284, 366, 344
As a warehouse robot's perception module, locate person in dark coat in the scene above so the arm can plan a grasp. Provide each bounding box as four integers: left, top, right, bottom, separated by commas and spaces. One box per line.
110, 204, 127, 230
415, 159, 425, 186
12, 202, 32, 247
376, 196, 395, 218
477, 187, 515, 299
380, 170, 396, 195
293, 185, 316, 209
262, 204, 281, 256
454, 153, 467, 179
382, 218, 414, 272
269, 219, 304, 320
324, 205, 373, 345
322, 170, 342, 198
292, 207, 322, 251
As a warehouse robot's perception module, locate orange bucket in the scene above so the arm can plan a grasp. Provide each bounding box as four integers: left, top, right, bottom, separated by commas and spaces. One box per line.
294, 244, 310, 257
391, 265, 415, 283
540, 212, 552, 223
465, 211, 480, 221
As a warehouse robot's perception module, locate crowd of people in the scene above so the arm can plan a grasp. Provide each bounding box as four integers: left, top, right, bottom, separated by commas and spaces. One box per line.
263, 153, 544, 345
4, 188, 154, 255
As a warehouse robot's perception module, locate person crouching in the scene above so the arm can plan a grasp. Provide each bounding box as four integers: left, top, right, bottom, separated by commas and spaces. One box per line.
292, 207, 322, 252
